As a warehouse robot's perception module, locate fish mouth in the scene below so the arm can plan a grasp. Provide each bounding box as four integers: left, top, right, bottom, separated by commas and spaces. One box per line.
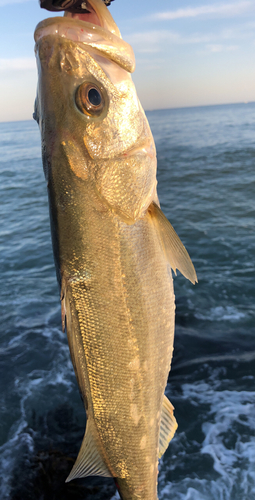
63, 0, 116, 32
63, 2, 104, 28
34, 0, 119, 42
63, 0, 120, 36
34, 0, 135, 73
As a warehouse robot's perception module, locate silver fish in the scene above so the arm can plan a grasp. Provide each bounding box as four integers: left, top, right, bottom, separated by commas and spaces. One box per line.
34, 1, 197, 498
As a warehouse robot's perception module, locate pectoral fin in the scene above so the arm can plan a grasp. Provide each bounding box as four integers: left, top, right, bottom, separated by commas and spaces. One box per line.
159, 395, 178, 459
149, 202, 198, 284
66, 420, 112, 482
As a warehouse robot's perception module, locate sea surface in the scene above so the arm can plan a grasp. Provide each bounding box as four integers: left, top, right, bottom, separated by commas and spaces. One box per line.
0, 102, 254, 500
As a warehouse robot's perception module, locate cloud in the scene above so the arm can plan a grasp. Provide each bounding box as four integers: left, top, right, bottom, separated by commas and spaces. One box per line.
127, 30, 222, 53
0, 58, 36, 71
126, 30, 180, 53
152, 1, 254, 21
206, 44, 239, 52
126, 27, 249, 59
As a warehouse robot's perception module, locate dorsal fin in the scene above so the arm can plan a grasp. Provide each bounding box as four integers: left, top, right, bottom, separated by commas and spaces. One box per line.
149, 202, 198, 284
159, 395, 178, 459
66, 419, 112, 482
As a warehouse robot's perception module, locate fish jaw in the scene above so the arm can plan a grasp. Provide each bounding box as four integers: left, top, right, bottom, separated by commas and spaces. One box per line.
34, 0, 135, 73
34, 16, 135, 73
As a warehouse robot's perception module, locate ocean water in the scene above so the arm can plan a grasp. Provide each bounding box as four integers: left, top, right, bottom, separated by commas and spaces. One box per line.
0, 102, 254, 500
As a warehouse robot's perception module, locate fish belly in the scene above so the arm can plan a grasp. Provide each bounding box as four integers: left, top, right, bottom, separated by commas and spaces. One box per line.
64, 207, 175, 500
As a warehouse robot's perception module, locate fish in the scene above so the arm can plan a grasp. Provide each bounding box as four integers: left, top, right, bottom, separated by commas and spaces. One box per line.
33, 1, 197, 498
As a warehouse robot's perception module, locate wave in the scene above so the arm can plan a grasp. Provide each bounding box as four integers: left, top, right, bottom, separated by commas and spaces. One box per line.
158, 370, 255, 500
194, 305, 246, 322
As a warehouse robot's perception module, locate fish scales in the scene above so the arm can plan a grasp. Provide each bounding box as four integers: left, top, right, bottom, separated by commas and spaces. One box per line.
65, 208, 175, 497
34, 1, 197, 498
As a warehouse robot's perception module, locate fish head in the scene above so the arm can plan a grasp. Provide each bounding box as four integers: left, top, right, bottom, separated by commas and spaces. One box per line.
34, 0, 157, 221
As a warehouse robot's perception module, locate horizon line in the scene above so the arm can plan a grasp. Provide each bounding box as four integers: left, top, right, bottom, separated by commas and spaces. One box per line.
0, 100, 254, 124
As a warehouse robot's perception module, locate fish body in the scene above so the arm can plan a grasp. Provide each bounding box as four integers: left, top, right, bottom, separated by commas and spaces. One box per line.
34, 2, 197, 499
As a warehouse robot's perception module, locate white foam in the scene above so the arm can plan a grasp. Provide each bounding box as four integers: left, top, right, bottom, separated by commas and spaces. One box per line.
110, 492, 120, 500
160, 478, 232, 500
159, 376, 255, 499
195, 305, 246, 322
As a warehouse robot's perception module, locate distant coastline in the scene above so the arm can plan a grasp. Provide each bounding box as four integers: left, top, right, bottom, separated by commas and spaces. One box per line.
145, 100, 255, 113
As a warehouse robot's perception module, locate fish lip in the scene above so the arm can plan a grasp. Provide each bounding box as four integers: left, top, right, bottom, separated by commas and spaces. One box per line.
34, 0, 120, 42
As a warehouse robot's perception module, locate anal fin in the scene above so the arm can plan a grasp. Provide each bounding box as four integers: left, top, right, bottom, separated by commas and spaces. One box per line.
149, 202, 198, 284
66, 419, 112, 482
159, 395, 178, 459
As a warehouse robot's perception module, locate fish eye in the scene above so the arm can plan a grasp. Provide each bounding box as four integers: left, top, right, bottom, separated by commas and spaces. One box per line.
88, 88, 101, 106
75, 83, 105, 117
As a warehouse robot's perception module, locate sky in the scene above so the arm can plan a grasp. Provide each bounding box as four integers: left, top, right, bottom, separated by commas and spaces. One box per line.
0, 0, 255, 121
